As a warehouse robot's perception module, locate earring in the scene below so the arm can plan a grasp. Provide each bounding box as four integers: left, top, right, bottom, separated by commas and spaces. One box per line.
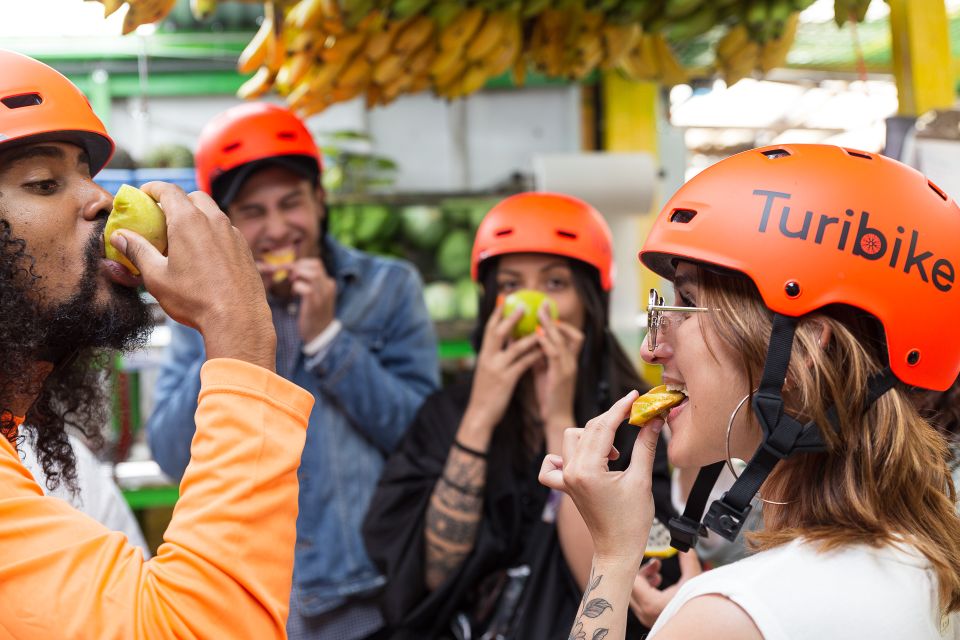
726, 391, 794, 506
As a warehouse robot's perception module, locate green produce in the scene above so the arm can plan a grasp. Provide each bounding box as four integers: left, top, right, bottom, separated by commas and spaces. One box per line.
436, 230, 473, 280
104, 184, 168, 276
423, 281, 459, 322
503, 289, 558, 339
400, 205, 446, 250
455, 277, 479, 320
353, 204, 397, 243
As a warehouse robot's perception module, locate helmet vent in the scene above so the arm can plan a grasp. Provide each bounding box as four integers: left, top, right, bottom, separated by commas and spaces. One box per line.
556, 230, 578, 239
843, 149, 872, 160
222, 141, 242, 153
494, 228, 513, 237
761, 148, 790, 159
928, 180, 948, 201
277, 131, 297, 140
669, 209, 697, 223
1, 93, 42, 109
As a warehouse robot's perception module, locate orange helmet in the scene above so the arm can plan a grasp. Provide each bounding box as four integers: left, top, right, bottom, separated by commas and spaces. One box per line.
195, 102, 321, 206
640, 144, 960, 391
0, 49, 114, 175
471, 192, 615, 290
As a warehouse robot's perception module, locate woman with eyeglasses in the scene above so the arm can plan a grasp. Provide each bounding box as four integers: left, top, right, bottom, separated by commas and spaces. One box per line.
540, 145, 960, 640
362, 192, 688, 639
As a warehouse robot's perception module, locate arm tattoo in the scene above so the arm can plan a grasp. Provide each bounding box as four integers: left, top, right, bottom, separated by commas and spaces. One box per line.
424, 445, 488, 589
567, 567, 612, 640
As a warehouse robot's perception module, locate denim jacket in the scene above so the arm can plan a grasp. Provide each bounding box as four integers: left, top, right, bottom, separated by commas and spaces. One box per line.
146, 238, 439, 617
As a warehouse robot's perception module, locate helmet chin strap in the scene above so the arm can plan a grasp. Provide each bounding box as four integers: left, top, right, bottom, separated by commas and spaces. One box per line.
668, 313, 898, 551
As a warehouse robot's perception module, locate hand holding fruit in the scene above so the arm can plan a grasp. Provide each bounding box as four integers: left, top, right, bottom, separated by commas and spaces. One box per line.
460, 299, 544, 444
289, 257, 337, 343
531, 301, 583, 447
539, 390, 660, 564
107, 182, 276, 371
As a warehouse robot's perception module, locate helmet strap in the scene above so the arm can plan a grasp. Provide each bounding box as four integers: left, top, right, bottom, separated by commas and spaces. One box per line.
669, 313, 898, 549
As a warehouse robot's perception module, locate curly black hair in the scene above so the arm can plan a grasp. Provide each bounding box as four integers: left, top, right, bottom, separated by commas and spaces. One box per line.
0, 215, 150, 493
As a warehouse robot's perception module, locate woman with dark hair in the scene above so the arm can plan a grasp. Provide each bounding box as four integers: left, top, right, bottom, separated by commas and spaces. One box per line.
362, 193, 682, 639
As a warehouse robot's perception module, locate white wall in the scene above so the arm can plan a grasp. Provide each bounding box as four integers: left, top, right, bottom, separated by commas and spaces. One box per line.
107, 85, 583, 192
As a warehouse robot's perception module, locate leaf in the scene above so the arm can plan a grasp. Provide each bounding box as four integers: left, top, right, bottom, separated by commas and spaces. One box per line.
583, 598, 612, 618
568, 622, 585, 640
593, 630, 609, 640
588, 573, 602, 593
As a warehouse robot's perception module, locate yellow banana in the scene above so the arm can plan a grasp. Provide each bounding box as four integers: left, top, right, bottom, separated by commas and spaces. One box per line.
439, 7, 485, 53
651, 34, 688, 86
407, 72, 431, 94
600, 23, 640, 70
394, 15, 436, 55
429, 46, 461, 77
759, 12, 799, 73
237, 7, 274, 73
276, 50, 314, 94
336, 55, 373, 89
406, 41, 438, 76
465, 11, 508, 62
380, 73, 413, 105
511, 56, 527, 87
286, 0, 324, 31
321, 31, 369, 64
715, 24, 750, 63
365, 84, 382, 109
263, 2, 286, 73
372, 52, 405, 85
365, 18, 407, 62
122, 0, 177, 35
485, 17, 521, 77
456, 63, 490, 97
237, 67, 276, 100
432, 56, 468, 91
619, 35, 659, 81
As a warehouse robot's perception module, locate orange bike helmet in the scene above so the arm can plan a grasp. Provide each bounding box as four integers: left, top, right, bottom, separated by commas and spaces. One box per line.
471, 192, 615, 290
0, 49, 114, 175
195, 102, 322, 207
640, 144, 960, 391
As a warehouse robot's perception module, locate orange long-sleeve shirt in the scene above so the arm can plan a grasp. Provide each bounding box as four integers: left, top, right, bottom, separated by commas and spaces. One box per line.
0, 358, 313, 639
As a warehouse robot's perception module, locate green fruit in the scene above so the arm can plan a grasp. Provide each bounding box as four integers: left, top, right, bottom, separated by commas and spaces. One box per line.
503, 289, 558, 338
455, 277, 479, 320
436, 229, 473, 280
103, 184, 167, 276
423, 281, 459, 322
400, 205, 446, 250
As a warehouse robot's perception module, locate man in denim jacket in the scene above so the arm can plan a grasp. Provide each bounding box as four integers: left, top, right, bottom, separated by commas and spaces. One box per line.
146, 103, 439, 640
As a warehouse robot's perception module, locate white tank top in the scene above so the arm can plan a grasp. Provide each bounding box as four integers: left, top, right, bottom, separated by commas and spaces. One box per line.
649, 538, 957, 639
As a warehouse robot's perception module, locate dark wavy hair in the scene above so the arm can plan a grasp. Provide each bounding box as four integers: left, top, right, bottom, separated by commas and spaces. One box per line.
0, 216, 150, 492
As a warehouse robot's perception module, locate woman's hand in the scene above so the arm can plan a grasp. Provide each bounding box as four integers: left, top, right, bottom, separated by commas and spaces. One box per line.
539, 391, 662, 565
459, 300, 543, 447
629, 551, 703, 627
532, 302, 583, 446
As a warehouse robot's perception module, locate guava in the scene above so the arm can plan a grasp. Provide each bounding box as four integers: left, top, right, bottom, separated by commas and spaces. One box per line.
103, 184, 167, 276
502, 289, 558, 339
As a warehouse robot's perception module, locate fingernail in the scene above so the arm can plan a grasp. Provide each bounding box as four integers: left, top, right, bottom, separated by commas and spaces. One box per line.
496, 294, 505, 306
110, 232, 127, 253
535, 326, 545, 336
651, 422, 663, 434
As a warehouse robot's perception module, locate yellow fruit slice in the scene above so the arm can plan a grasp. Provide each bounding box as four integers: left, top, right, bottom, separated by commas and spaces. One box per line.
262, 247, 296, 283
645, 517, 679, 559
103, 184, 167, 276
629, 385, 685, 426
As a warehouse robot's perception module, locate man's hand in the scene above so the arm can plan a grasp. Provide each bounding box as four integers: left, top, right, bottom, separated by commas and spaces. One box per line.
289, 258, 337, 343
109, 182, 276, 371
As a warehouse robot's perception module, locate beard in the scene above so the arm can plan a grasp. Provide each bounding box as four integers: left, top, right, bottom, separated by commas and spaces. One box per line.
34, 218, 151, 362
0, 215, 151, 491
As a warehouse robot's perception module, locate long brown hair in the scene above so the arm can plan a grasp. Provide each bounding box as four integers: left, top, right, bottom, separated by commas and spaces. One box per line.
696, 265, 960, 612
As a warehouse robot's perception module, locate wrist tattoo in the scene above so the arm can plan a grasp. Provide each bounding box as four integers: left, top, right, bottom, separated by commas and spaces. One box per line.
568, 568, 612, 640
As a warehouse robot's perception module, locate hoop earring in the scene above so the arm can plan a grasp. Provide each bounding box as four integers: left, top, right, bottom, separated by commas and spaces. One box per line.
726, 391, 794, 506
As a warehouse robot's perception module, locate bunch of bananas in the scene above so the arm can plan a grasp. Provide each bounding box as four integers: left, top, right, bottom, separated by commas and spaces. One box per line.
85, 0, 178, 34
87, 0, 876, 114
715, 11, 800, 86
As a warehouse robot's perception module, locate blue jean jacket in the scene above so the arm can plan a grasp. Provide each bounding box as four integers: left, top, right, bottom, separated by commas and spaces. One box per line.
146, 238, 439, 617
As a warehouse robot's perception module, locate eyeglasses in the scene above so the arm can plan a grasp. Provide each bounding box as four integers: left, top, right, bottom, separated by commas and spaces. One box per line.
646, 288, 713, 352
